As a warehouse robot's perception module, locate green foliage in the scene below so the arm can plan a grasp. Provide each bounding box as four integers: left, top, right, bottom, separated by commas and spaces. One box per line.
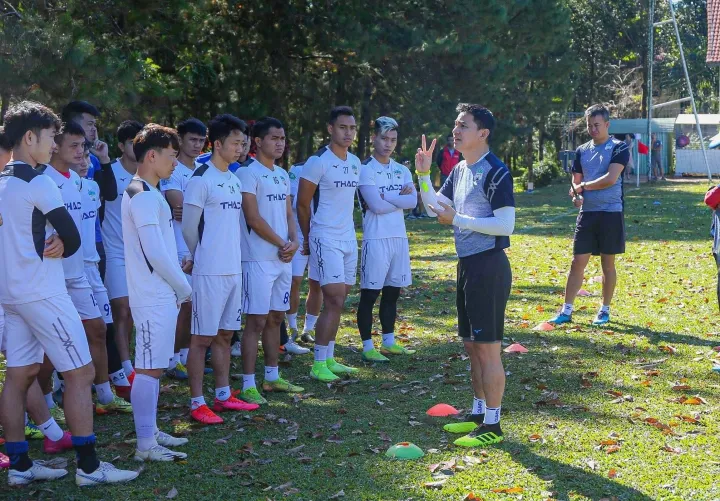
532, 158, 564, 188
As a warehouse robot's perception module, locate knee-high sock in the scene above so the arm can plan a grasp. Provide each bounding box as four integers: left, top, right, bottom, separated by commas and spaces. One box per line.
379, 286, 401, 334
357, 289, 381, 341
131, 374, 159, 451
105, 323, 123, 374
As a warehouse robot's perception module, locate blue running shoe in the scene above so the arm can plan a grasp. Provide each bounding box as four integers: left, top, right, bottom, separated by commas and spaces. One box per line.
548, 312, 572, 324
166, 361, 188, 380
592, 311, 610, 326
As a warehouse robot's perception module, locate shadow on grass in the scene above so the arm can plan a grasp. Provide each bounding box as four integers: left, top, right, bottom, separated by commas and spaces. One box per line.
499, 441, 656, 501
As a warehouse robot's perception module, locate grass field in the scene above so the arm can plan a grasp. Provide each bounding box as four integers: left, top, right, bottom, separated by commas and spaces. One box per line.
2, 179, 720, 500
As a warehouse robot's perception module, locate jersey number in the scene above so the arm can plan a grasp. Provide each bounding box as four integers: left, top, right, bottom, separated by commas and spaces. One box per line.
284, 292, 290, 304
236, 308, 242, 321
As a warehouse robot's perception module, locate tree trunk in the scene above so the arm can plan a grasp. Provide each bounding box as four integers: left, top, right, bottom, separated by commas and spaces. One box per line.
357, 79, 373, 159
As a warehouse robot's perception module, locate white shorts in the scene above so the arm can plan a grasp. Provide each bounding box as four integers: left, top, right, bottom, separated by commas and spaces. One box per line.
242, 261, 292, 315
104, 256, 128, 300
191, 274, 242, 336
3, 294, 92, 372
85, 263, 113, 324
291, 248, 309, 277
132, 303, 179, 370
66, 276, 102, 321
308, 237, 357, 286
360, 238, 412, 289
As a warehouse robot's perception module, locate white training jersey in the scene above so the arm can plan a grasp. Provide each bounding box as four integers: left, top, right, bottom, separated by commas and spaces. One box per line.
121, 177, 178, 307
183, 161, 243, 275
79, 178, 101, 263
0, 161, 68, 304
42, 165, 85, 279
101, 159, 135, 259
160, 160, 195, 257
300, 146, 360, 241
358, 157, 413, 240
236, 159, 290, 262
289, 163, 312, 246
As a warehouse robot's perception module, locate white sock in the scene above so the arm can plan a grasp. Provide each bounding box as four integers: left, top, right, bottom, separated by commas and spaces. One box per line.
472, 397, 486, 415
122, 360, 134, 376
131, 374, 159, 452
304, 314, 319, 332
215, 386, 230, 401
484, 406, 501, 425
110, 369, 130, 387
287, 313, 298, 330
327, 341, 336, 359
381, 333, 395, 347
39, 418, 64, 442
264, 366, 279, 382
44, 392, 55, 409
362, 339, 375, 353
600, 305, 610, 313
179, 348, 189, 365
190, 396, 206, 410
314, 344, 327, 363
96, 381, 113, 405
242, 374, 256, 391
561, 303, 573, 315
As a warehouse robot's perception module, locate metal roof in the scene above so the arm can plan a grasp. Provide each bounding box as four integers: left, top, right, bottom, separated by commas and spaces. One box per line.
675, 114, 720, 125
608, 118, 676, 134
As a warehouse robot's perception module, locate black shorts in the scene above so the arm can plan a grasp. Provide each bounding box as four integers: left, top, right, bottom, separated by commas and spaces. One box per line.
573, 211, 625, 256
456, 249, 512, 343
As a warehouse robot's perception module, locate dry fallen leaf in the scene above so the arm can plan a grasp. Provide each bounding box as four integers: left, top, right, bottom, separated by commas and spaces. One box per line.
529, 434, 543, 443
166, 487, 178, 499
661, 445, 683, 454
672, 385, 691, 391
491, 487, 524, 494
329, 489, 346, 499
605, 445, 621, 454
423, 479, 447, 489
608, 469, 618, 479
463, 492, 482, 501
600, 440, 618, 446
681, 397, 705, 405
658, 345, 677, 354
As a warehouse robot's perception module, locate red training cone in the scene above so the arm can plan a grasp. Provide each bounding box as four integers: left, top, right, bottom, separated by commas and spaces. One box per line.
426, 403, 459, 417
532, 322, 555, 331
504, 343, 529, 353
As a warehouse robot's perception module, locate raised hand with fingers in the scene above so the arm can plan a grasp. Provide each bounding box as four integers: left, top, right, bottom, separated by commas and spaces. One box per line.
415, 134, 437, 174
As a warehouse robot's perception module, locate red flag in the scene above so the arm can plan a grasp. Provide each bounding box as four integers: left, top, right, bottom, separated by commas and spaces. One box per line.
638, 141, 649, 155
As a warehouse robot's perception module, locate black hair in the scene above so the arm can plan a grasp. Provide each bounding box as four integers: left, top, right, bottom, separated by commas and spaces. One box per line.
61, 100, 99, 123
3, 100, 61, 148
0, 126, 11, 152
456, 103, 496, 141
208, 114, 248, 147
55, 120, 86, 145
252, 117, 285, 140
117, 120, 144, 144
328, 106, 354, 125
133, 124, 180, 163
177, 118, 207, 138
585, 103, 610, 122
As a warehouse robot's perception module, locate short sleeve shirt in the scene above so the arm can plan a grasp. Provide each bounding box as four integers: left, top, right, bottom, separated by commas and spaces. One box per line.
41, 165, 85, 280
236, 159, 290, 261
300, 146, 360, 241
572, 138, 629, 212
100, 159, 135, 259
440, 153, 515, 258
160, 161, 195, 257
121, 178, 178, 307
184, 161, 243, 275
0, 161, 68, 304
358, 157, 413, 240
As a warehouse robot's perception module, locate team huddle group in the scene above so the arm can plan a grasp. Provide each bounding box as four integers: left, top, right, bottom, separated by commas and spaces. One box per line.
0, 98, 521, 488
